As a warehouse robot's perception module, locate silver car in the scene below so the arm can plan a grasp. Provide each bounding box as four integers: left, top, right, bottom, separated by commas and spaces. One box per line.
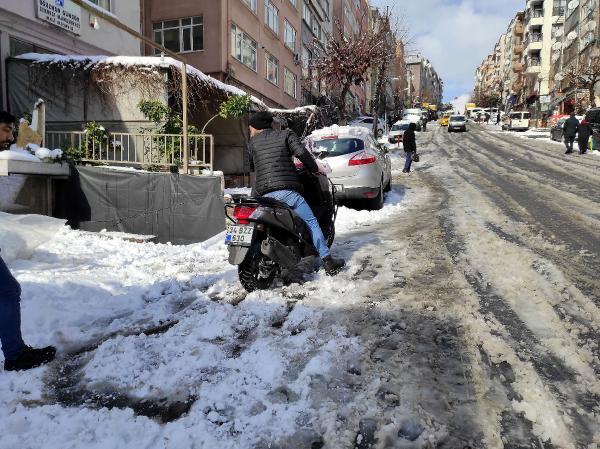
448, 115, 467, 132
310, 129, 392, 210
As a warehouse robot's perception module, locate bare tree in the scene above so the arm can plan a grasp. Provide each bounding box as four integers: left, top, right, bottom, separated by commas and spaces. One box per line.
564, 56, 600, 109
309, 16, 392, 123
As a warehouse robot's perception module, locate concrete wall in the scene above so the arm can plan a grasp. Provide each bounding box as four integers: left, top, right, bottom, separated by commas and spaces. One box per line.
0, 0, 142, 109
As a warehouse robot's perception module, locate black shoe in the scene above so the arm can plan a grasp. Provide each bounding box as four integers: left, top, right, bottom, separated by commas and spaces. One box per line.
402, 169, 408, 173
4, 345, 56, 371
322, 256, 345, 276
565, 150, 573, 154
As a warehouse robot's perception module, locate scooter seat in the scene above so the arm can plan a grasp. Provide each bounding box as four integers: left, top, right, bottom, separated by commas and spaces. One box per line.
255, 197, 312, 244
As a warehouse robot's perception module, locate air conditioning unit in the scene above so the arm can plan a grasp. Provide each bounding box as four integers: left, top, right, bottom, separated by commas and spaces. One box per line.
293, 54, 301, 65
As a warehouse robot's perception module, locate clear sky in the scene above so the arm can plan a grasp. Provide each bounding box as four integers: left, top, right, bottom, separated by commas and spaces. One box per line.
370, 0, 525, 102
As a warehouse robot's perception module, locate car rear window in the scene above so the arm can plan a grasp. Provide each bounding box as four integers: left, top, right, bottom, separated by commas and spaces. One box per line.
392, 123, 410, 131
510, 113, 525, 119
313, 138, 365, 157
362, 118, 373, 123
451, 116, 465, 121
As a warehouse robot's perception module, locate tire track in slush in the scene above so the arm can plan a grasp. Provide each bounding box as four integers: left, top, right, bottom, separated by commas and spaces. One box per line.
421, 136, 599, 447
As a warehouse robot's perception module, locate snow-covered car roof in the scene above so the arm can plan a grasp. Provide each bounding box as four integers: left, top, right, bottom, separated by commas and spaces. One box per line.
309, 125, 373, 140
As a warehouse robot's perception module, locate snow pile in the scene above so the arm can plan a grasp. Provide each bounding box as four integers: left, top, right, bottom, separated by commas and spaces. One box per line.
0, 144, 63, 163
309, 125, 372, 141
0, 212, 65, 261
16, 54, 267, 109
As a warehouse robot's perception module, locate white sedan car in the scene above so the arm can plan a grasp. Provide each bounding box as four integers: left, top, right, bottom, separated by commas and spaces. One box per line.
308, 126, 392, 210
349, 116, 386, 137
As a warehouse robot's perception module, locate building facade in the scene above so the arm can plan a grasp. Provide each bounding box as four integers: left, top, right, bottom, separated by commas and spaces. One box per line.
550, 0, 600, 113
299, 0, 333, 106
406, 54, 443, 107
0, 0, 141, 110
143, 0, 303, 109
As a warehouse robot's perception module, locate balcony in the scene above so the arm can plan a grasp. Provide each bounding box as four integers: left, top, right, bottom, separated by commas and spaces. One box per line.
514, 43, 525, 54
525, 33, 544, 52
553, 7, 565, 17
526, 57, 542, 74
513, 62, 525, 72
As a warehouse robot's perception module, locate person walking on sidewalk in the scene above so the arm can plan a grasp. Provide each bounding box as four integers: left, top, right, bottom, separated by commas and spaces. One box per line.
577, 119, 592, 154
563, 112, 579, 154
402, 122, 417, 173
0, 111, 56, 371
247, 111, 345, 275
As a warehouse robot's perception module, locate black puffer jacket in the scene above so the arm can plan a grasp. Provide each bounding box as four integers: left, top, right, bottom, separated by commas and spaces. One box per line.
403, 123, 417, 152
563, 116, 579, 137
249, 129, 319, 196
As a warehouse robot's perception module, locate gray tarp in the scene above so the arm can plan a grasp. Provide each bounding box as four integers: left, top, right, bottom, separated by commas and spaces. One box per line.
55, 166, 224, 244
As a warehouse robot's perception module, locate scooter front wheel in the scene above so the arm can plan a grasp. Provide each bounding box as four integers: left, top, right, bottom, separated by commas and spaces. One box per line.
238, 244, 277, 292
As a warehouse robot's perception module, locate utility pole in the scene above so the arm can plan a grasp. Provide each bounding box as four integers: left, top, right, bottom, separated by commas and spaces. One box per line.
70, 0, 190, 174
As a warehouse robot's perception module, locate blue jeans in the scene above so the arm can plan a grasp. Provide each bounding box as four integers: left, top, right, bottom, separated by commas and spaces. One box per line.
0, 255, 25, 360
404, 151, 413, 172
264, 190, 330, 258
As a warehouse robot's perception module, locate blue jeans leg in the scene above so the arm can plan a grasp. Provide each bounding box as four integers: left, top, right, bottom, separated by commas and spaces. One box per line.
0, 255, 25, 360
404, 152, 413, 171
264, 190, 331, 258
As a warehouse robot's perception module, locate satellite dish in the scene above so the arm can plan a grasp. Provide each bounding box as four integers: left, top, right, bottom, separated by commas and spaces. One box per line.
552, 41, 562, 50
555, 73, 564, 82
585, 20, 597, 32
567, 0, 579, 9
567, 31, 577, 40
555, 28, 563, 37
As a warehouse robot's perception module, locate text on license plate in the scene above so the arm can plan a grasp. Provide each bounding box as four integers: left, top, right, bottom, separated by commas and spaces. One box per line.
225, 225, 254, 246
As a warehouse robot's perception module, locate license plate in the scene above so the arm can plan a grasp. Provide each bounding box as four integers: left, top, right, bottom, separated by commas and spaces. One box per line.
225, 224, 254, 246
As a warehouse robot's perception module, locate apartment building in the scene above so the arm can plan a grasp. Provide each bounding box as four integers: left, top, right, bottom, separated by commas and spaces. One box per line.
521, 0, 566, 116
550, 0, 600, 113
0, 0, 141, 110
503, 12, 526, 110
300, 0, 333, 106
143, 0, 303, 109
406, 54, 443, 106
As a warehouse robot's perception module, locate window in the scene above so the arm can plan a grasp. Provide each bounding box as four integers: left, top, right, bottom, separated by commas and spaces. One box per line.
284, 20, 297, 50
89, 0, 111, 11
266, 53, 279, 85
9, 37, 55, 57
289, 0, 297, 6
153, 17, 203, 53
231, 24, 258, 71
241, 0, 257, 12
301, 45, 312, 78
265, 0, 279, 33
284, 68, 297, 98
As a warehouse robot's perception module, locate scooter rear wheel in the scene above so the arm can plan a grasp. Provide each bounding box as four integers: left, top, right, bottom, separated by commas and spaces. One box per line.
238, 245, 277, 292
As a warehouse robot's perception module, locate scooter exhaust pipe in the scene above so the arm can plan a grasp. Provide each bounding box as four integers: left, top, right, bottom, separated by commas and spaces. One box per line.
261, 237, 300, 269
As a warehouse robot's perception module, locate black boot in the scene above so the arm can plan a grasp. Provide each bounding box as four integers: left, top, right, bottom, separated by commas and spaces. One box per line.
4, 345, 56, 371
322, 256, 345, 276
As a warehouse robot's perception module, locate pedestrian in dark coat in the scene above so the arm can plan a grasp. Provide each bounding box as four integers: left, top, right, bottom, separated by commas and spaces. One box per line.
402, 122, 417, 173
577, 120, 592, 154
563, 112, 579, 154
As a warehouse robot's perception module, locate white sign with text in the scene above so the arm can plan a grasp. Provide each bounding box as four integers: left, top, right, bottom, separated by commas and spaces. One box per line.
37, 0, 82, 35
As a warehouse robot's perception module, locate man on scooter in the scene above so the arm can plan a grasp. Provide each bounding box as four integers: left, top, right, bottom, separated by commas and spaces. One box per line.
248, 111, 345, 275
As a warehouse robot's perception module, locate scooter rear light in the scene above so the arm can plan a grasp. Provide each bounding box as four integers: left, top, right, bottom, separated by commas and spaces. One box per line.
233, 205, 257, 225
348, 151, 377, 166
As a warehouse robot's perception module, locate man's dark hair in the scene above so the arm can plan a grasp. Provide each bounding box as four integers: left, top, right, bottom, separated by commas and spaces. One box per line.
0, 111, 16, 125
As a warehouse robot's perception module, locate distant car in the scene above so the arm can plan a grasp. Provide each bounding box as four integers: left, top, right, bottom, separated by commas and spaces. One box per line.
507, 111, 531, 131
402, 108, 423, 131
440, 112, 451, 127
448, 115, 467, 132
585, 107, 600, 149
349, 116, 386, 137
388, 120, 411, 144
309, 126, 392, 210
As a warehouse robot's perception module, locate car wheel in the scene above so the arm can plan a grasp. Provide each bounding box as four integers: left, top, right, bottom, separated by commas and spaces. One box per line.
366, 183, 384, 211
384, 177, 392, 192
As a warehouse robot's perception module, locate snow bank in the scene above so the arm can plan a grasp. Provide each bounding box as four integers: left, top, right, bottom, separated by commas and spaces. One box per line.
0, 212, 65, 261
0, 149, 41, 162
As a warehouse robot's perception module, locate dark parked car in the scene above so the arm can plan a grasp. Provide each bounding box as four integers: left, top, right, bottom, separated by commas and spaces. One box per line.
585, 107, 600, 149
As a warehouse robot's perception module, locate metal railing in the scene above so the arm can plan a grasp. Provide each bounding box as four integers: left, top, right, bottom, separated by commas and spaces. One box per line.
553, 7, 565, 16
46, 131, 214, 173
527, 57, 542, 66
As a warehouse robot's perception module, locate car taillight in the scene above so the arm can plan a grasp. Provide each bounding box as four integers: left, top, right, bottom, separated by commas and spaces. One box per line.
233, 205, 257, 225
349, 151, 377, 166
294, 160, 304, 169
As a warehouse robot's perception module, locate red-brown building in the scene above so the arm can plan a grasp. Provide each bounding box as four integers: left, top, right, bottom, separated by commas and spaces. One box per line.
142, 0, 303, 109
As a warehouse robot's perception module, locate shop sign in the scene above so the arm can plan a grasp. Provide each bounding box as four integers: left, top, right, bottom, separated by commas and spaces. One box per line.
37, 0, 82, 35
